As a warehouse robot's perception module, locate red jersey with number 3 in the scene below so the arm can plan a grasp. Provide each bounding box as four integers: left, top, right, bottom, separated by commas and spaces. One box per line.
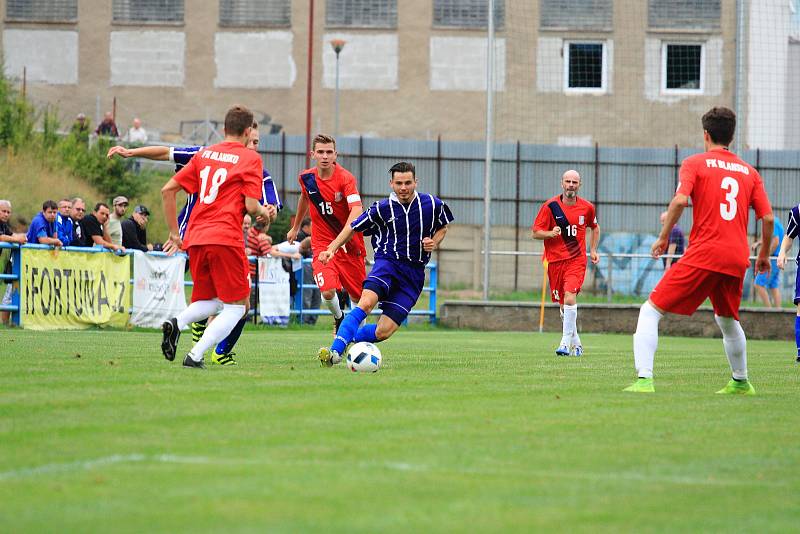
533, 195, 598, 263
174, 140, 263, 248
298, 163, 365, 256
677, 148, 771, 277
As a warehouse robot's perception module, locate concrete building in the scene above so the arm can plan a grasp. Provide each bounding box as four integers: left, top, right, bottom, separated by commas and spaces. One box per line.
4, 0, 789, 149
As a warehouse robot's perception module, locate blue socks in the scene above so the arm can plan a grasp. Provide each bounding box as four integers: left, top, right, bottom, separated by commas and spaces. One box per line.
215, 316, 247, 355
331, 307, 367, 355
354, 324, 378, 343
795, 316, 800, 357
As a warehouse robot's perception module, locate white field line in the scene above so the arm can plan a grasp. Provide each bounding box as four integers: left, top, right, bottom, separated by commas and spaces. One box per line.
0, 455, 788, 489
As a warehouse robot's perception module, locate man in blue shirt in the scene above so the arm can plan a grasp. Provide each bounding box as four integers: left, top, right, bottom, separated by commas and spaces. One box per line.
754, 218, 785, 308
26, 200, 62, 247
317, 161, 454, 366
56, 198, 74, 247
777, 205, 800, 361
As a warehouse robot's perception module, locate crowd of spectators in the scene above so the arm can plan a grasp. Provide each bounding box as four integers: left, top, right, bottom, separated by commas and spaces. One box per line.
70, 112, 149, 146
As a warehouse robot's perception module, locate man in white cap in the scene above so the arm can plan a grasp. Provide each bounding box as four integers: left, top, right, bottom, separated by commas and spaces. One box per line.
108, 196, 129, 246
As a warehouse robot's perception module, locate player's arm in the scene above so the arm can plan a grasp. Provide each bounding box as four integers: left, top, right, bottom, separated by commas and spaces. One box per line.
245, 196, 273, 224
755, 213, 774, 274
107, 145, 170, 160
161, 177, 185, 255
532, 227, 560, 240
588, 224, 600, 264
777, 234, 794, 270
651, 194, 688, 258
423, 225, 448, 252
319, 225, 356, 265
287, 192, 309, 243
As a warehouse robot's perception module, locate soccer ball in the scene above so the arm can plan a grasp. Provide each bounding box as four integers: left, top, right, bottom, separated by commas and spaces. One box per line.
346, 342, 382, 373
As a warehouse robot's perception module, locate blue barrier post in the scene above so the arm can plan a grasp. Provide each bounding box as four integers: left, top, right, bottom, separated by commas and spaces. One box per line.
429, 261, 437, 325
0, 243, 22, 326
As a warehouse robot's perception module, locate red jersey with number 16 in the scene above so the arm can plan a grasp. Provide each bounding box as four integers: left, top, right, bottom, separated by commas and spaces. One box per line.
533, 195, 598, 263
174, 140, 263, 248
677, 148, 771, 278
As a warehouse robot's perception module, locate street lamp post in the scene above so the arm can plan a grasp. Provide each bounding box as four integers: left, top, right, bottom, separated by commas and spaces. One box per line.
331, 39, 346, 139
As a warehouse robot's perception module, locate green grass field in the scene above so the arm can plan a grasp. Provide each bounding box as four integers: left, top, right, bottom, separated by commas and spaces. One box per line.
2, 326, 799, 532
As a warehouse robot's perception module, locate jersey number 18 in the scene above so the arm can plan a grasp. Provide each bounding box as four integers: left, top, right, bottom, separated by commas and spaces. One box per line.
199, 166, 228, 205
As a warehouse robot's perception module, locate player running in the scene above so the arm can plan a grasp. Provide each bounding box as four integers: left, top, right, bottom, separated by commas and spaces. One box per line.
286, 134, 365, 334
317, 162, 453, 366
159, 105, 273, 369
625, 106, 774, 394
107, 123, 280, 365
777, 204, 800, 362
532, 170, 600, 357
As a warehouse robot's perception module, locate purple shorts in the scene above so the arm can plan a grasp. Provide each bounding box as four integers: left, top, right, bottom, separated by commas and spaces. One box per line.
362, 258, 425, 325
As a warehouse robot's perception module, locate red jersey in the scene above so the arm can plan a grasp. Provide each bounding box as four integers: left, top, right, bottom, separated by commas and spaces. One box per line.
174, 141, 262, 248
533, 195, 598, 263
298, 163, 365, 256
676, 148, 771, 277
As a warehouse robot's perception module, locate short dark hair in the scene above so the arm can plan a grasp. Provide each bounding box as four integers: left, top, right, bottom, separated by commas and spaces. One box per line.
301, 217, 312, 228
42, 200, 57, 211
312, 134, 336, 150
389, 161, 416, 179
702, 107, 736, 146
224, 105, 254, 136
251, 121, 258, 130
95, 202, 109, 212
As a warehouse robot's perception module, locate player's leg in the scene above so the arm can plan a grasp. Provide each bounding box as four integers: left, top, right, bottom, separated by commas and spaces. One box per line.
183, 246, 250, 368
353, 261, 424, 344
562, 258, 587, 356
212, 300, 249, 366
313, 255, 345, 333
794, 267, 800, 362
319, 289, 379, 366
711, 275, 755, 395
547, 262, 569, 356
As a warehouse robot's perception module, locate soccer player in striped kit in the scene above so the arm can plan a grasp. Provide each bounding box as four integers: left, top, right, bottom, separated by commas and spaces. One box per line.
777, 204, 800, 362
532, 170, 600, 357
317, 161, 454, 366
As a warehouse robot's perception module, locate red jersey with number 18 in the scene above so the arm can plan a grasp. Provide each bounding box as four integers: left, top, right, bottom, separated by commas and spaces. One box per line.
677, 148, 771, 278
174, 140, 263, 248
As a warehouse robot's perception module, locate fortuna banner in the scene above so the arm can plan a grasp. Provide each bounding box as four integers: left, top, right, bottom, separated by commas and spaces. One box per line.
20, 248, 131, 330
258, 256, 290, 325
130, 251, 187, 328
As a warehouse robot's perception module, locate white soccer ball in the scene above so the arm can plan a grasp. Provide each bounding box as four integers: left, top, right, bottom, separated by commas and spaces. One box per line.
346, 342, 382, 373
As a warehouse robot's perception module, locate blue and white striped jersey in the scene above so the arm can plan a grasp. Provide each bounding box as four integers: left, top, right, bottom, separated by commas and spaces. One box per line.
352, 192, 454, 266
170, 146, 283, 238
786, 204, 800, 264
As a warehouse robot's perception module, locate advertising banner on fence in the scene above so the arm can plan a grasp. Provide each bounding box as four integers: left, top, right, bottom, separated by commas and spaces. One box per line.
258, 256, 290, 325
20, 248, 130, 330
130, 251, 187, 328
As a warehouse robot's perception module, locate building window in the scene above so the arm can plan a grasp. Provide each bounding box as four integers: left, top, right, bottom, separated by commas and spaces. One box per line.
326, 0, 397, 28
662, 43, 703, 93
564, 41, 607, 92
113, 0, 184, 24
220, 0, 290, 26
6, 0, 77, 22
433, 0, 505, 29
540, 0, 613, 31
648, 0, 720, 30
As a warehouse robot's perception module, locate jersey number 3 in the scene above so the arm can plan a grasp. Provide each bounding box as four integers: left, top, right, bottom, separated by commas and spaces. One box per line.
719, 176, 739, 221
199, 166, 228, 205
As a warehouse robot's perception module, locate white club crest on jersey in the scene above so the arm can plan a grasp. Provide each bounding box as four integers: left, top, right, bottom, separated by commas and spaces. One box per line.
579, 215, 584, 225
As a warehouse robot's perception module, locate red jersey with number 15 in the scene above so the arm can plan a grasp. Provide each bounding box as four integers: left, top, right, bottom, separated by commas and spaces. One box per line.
677, 148, 771, 277
298, 163, 365, 256
174, 140, 263, 248
533, 195, 598, 263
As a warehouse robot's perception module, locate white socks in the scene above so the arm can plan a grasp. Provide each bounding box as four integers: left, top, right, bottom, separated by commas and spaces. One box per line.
561, 304, 577, 346
176, 299, 223, 330
715, 315, 748, 380
633, 301, 662, 379
324, 294, 343, 319
189, 304, 246, 361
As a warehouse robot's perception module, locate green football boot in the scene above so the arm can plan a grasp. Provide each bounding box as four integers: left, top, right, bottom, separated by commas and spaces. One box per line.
715, 378, 756, 396
623, 377, 655, 393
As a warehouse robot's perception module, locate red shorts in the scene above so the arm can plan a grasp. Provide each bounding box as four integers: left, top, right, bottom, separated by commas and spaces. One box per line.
312, 250, 365, 300
650, 262, 743, 320
547, 256, 587, 303
188, 245, 250, 303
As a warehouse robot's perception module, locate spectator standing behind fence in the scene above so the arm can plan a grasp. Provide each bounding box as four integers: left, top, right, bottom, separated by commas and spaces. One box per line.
71, 113, 90, 142
242, 214, 252, 244
660, 211, 685, 271
82, 203, 125, 253
70, 198, 88, 247
108, 196, 128, 246
95, 112, 119, 137
26, 200, 62, 247
122, 205, 152, 252
246, 221, 272, 310
126, 118, 148, 144
0, 200, 27, 326
55, 198, 73, 247
752, 217, 784, 308
297, 218, 320, 324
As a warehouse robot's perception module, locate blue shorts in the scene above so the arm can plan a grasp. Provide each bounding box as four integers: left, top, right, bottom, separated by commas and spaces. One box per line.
754, 260, 780, 289
363, 258, 425, 326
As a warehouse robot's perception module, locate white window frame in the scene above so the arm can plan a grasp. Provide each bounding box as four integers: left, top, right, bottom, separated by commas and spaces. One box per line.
661, 42, 705, 95
563, 40, 608, 94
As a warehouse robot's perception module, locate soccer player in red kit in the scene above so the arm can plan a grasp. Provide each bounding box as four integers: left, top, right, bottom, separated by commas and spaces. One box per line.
159, 105, 274, 369
625, 107, 774, 394
532, 170, 600, 357
286, 134, 365, 333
